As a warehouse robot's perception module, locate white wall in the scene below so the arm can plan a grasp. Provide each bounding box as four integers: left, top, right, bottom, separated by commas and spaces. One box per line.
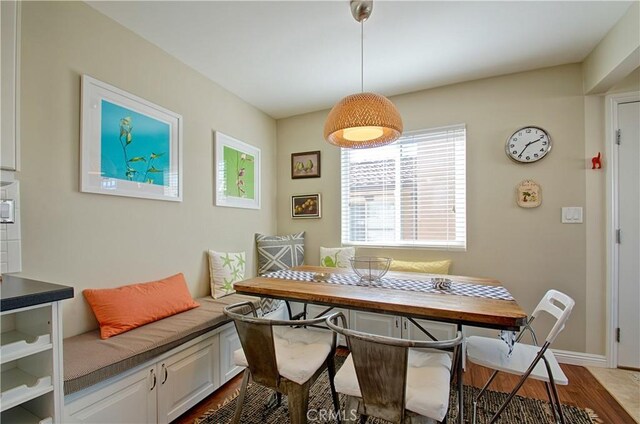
277, 64, 589, 353
17, 2, 277, 337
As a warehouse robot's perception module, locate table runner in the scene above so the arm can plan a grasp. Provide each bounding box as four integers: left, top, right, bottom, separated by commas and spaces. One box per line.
262, 269, 515, 301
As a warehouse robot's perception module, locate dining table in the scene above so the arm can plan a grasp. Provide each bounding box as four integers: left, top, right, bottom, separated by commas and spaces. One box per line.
233, 265, 528, 424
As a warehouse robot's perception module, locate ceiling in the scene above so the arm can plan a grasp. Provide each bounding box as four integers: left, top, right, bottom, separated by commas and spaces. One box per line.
87, 1, 632, 119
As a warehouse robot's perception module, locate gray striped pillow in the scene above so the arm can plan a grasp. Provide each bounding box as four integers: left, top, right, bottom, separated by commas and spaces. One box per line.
255, 232, 305, 274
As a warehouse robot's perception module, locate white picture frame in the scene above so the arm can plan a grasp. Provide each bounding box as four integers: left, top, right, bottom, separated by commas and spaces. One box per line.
215, 131, 261, 209
80, 75, 183, 202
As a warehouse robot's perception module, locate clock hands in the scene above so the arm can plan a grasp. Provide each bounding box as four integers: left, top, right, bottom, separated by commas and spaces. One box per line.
518, 136, 543, 158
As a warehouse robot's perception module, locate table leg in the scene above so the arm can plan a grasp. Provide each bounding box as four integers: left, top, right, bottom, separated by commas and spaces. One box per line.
457, 324, 464, 424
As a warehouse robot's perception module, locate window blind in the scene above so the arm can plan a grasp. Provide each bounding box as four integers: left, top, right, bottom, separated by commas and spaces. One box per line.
341, 124, 466, 250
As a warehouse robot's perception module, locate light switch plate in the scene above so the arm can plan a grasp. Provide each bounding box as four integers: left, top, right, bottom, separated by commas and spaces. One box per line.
0, 200, 15, 224
562, 207, 583, 223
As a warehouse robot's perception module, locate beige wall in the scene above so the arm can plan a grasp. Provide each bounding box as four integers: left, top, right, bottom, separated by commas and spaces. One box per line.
17, 2, 277, 337
609, 67, 640, 93
583, 2, 639, 94
277, 64, 588, 352
14, 2, 637, 352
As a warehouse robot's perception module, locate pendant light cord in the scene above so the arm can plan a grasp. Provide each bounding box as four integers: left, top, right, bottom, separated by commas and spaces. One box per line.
361, 20, 364, 93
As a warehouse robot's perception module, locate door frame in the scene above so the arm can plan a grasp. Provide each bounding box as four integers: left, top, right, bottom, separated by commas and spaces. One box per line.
605, 91, 640, 368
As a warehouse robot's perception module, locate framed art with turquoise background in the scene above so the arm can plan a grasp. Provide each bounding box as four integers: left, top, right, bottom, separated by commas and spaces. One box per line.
215, 131, 261, 209
80, 75, 183, 201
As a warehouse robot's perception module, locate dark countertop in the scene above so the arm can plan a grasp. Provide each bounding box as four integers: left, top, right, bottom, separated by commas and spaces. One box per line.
1, 275, 74, 311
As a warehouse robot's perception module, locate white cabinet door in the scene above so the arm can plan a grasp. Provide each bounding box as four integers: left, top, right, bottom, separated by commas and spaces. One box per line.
350, 310, 401, 338
401, 318, 456, 342
65, 366, 157, 424
219, 325, 244, 384
156, 335, 219, 424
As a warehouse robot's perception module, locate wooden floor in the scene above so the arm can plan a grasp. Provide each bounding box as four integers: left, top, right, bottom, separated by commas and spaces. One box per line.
175, 359, 635, 423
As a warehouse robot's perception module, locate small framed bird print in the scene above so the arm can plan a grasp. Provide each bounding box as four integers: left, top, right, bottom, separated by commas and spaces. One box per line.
291, 151, 321, 179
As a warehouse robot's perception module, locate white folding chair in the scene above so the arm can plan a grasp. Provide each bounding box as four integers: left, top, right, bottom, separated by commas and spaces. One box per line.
466, 289, 574, 424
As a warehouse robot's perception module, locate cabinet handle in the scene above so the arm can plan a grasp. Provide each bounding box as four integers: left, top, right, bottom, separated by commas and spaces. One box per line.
403, 320, 407, 330
161, 363, 168, 385
395, 318, 399, 328
150, 369, 157, 391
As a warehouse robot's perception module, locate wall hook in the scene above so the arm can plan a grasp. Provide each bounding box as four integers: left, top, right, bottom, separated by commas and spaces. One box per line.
591, 152, 602, 169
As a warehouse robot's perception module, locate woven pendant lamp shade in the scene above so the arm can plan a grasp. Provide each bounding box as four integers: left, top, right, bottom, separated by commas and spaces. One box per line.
324, 92, 403, 148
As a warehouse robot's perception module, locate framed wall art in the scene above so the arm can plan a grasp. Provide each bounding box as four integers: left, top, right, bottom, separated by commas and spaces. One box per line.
215, 131, 261, 209
291, 150, 321, 179
80, 75, 183, 201
517, 179, 541, 208
291, 193, 321, 218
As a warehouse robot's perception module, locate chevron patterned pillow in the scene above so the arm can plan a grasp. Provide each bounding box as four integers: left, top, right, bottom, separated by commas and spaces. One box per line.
255, 232, 305, 274
255, 232, 305, 315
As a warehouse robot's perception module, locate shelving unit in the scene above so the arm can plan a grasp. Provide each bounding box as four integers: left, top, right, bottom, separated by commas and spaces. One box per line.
2, 405, 53, 424
1, 275, 74, 423
1, 331, 52, 364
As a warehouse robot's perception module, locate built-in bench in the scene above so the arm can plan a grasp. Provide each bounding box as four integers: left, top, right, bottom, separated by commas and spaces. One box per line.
63, 293, 286, 423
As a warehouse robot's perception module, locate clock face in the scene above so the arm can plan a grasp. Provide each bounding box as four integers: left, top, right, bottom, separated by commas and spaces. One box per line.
505, 126, 551, 163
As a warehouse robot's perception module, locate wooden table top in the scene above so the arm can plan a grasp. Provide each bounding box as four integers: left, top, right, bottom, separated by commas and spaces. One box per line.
234, 266, 528, 330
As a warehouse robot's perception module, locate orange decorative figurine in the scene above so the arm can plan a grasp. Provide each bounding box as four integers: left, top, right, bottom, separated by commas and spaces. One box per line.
591, 152, 602, 169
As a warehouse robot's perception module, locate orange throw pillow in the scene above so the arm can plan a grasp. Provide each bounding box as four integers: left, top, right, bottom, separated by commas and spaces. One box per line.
84, 273, 200, 339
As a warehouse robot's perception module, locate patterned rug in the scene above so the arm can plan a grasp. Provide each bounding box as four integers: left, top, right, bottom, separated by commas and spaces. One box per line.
195, 357, 599, 424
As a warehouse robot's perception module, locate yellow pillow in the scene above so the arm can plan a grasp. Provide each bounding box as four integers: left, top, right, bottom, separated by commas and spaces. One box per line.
389, 259, 451, 275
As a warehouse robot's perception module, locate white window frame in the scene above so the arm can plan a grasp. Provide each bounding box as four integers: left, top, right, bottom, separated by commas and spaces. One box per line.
340, 124, 467, 251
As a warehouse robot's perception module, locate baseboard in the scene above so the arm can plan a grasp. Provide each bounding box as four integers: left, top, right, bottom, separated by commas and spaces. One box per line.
552, 349, 608, 367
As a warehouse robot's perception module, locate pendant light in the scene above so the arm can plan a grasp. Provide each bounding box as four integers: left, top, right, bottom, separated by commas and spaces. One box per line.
324, 0, 403, 149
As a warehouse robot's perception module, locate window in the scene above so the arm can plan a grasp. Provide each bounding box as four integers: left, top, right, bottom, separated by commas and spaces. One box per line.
341, 124, 466, 250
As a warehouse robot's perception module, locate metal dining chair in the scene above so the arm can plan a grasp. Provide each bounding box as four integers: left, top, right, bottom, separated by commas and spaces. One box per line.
224, 301, 340, 424
466, 289, 575, 424
326, 312, 463, 424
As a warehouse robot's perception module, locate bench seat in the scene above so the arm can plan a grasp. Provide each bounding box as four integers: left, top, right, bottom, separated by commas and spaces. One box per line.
63, 293, 258, 395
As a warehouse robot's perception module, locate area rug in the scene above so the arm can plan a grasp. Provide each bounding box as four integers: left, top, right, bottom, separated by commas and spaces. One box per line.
196, 357, 598, 424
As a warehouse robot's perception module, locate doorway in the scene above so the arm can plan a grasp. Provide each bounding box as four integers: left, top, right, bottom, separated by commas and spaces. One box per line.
608, 93, 640, 370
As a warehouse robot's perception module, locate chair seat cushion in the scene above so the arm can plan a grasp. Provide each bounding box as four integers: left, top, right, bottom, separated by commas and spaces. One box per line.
466, 336, 568, 385
334, 349, 452, 422
234, 327, 333, 385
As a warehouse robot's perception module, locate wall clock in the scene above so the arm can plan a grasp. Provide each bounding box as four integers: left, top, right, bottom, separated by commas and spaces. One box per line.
505, 126, 551, 163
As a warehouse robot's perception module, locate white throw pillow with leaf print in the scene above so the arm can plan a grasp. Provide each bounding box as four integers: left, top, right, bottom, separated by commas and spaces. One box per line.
320, 247, 355, 268
208, 250, 246, 299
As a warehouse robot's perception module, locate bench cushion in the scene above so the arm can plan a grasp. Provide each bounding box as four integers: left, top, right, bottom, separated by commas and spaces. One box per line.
64, 294, 258, 395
